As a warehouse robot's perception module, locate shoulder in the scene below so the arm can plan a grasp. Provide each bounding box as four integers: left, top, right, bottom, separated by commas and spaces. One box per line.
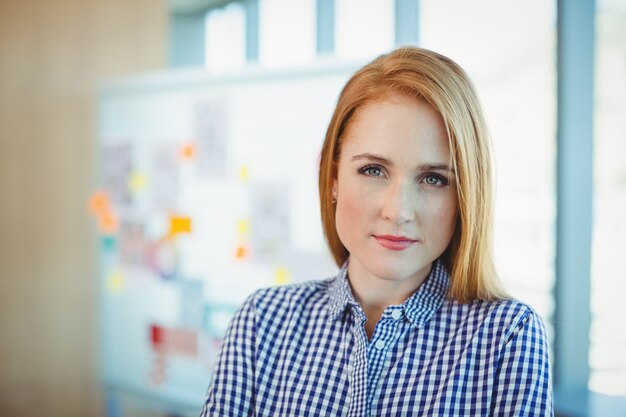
245, 277, 335, 319
443, 297, 541, 323
485, 299, 550, 354
440, 297, 548, 346
482, 298, 547, 343
481, 298, 541, 326
230, 277, 339, 348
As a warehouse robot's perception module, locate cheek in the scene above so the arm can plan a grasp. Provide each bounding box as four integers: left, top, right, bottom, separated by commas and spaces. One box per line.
335, 190, 360, 231
335, 184, 373, 245
423, 194, 458, 241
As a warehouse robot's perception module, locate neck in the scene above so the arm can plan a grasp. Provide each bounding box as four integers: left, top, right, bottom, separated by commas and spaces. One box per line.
347, 261, 431, 316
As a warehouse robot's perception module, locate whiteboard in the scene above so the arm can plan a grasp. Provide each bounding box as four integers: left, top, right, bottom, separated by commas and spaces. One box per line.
95, 61, 359, 413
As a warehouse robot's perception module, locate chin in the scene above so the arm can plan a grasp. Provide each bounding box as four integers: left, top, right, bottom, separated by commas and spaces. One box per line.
366, 259, 429, 283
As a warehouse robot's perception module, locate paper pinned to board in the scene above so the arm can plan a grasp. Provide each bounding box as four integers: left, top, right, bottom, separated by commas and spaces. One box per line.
118, 222, 147, 265
237, 219, 250, 235
149, 323, 198, 357
235, 243, 249, 261
98, 210, 119, 234
146, 237, 179, 281
169, 215, 192, 237
129, 171, 148, 194
152, 143, 180, 211
103, 142, 133, 206
88, 190, 110, 216
194, 98, 229, 177
180, 142, 196, 161
239, 164, 249, 181
107, 270, 124, 293
250, 182, 290, 261
180, 281, 204, 329
88, 190, 120, 234
274, 266, 291, 285
101, 235, 117, 251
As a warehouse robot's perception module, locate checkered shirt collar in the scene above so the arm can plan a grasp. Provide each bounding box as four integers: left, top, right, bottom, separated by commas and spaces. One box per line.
326, 258, 450, 328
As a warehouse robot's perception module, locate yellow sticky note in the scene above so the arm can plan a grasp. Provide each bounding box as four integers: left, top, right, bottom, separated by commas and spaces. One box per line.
237, 219, 250, 235
107, 271, 124, 293
274, 267, 291, 285
180, 142, 196, 161
239, 164, 249, 181
129, 172, 147, 193
170, 216, 192, 236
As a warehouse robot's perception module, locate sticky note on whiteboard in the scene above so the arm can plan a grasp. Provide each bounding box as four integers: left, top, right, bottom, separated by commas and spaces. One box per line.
180, 142, 196, 161
239, 164, 249, 181
101, 235, 117, 251
235, 244, 248, 260
107, 270, 124, 293
98, 211, 119, 234
169, 216, 192, 236
129, 172, 147, 193
88, 190, 109, 215
237, 219, 250, 235
88, 190, 119, 234
274, 267, 291, 285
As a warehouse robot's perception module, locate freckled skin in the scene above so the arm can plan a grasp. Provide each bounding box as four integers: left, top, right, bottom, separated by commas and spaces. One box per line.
333, 93, 458, 306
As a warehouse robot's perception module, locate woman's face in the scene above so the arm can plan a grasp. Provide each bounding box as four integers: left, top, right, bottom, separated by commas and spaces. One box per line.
333, 93, 458, 286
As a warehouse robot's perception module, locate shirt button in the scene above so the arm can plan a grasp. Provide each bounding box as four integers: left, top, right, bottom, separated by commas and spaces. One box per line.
391, 310, 402, 320
375, 340, 385, 350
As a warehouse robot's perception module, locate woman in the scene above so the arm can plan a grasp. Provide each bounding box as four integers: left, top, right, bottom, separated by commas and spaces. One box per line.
200, 47, 552, 416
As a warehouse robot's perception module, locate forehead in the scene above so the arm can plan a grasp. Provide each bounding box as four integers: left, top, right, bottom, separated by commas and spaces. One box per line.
340, 93, 449, 162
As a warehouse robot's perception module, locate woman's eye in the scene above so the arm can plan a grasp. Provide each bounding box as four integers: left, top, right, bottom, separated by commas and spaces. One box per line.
424, 174, 448, 186
360, 165, 385, 177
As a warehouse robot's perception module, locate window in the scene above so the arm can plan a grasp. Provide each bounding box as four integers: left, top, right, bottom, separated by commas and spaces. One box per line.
258, 0, 316, 67
420, 0, 557, 327
335, 0, 394, 60
590, 0, 626, 397
205, 2, 246, 73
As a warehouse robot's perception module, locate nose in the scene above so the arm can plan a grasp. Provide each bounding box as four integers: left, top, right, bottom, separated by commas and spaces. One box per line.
381, 180, 415, 225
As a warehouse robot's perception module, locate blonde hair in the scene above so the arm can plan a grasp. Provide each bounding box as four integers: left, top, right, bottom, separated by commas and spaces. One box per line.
318, 46, 507, 303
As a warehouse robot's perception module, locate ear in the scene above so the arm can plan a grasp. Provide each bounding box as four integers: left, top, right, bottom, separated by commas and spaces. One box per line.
332, 179, 338, 200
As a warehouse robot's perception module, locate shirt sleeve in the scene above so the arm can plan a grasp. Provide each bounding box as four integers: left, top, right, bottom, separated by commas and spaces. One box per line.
199, 293, 257, 417
490, 308, 553, 417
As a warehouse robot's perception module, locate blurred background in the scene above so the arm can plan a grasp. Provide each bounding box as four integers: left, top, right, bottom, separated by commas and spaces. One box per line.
0, 0, 624, 416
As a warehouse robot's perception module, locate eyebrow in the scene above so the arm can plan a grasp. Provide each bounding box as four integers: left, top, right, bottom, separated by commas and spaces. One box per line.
418, 163, 454, 173
350, 153, 454, 174
351, 153, 391, 166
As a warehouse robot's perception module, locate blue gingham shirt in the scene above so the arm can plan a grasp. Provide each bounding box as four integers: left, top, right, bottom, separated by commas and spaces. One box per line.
200, 259, 552, 416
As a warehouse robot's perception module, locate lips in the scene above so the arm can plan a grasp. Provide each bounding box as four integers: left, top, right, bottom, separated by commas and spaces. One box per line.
374, 235, 418, 251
